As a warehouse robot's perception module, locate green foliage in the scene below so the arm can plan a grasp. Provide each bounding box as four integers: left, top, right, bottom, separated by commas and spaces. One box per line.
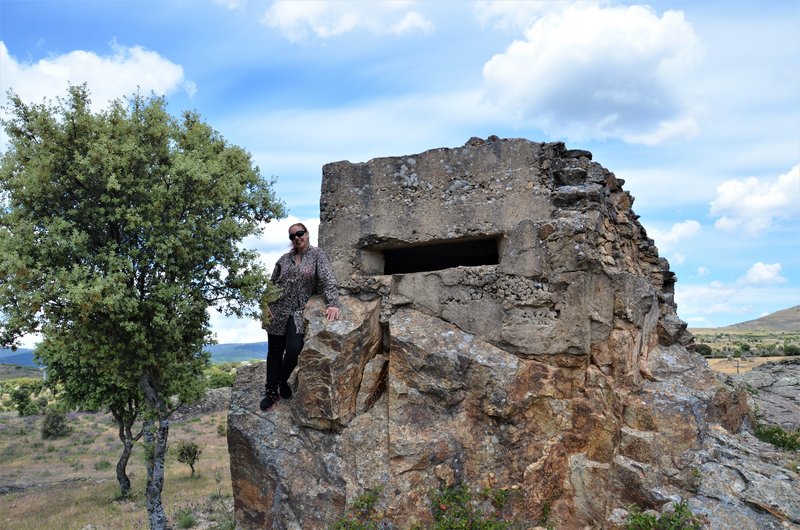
216, 422, 227, 437
174, 440, 204, 476
784, 344, 800, 356
94, 459, 113, 471
332, 484, 523, 530
430, 485, 511, 530
333, 487, 383, 530
10, 385, 34, 416
41, 408, 71, 439
694, 343, 712, 357
751, 403, 800, 451
204, 365, 236, 389
626, 500, 707, 530
0, 84, 285, 520
175, 506, 197, 528
753, 423, 800, 451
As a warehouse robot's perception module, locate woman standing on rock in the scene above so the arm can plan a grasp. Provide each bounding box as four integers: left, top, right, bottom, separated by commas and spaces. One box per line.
261, 223, 340, 411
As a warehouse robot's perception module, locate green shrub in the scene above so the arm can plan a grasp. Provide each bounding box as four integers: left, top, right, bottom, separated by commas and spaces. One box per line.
22, 400, 41, 416
175, 506, 196, 528
41, 408, 72, 439
751, 404, 800, 451
205, 366, 236, 389
626, 499, 707, 529
333, 487, 383, 530
174, 440, 204, 477
217, 423, 227, 437
430, 485, 511, 530
754, 423, 800, 451
694, 343, 713, 357
784, 344, 800, 356
11, 386, 33, 416
95, 460, 113, 471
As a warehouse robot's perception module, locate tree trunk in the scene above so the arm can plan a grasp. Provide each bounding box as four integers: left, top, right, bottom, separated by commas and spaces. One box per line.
116, 438, 133, 497
112, 400, 142, 498
145, 416, 170, 529
140, 371, 172, 530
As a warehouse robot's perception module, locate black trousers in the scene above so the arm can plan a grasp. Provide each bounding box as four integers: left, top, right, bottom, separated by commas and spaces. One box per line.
266, 318, 304, 391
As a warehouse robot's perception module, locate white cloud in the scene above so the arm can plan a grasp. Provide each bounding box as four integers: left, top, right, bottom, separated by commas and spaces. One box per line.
473, 0, 564, 31
696, 266, 709, 277
644, 219, 700, 253
262, 1, 433, 41
676, 262, 798, 326
243, 215, 321, 270
737, 262, 787, 286
0, 41, 190, 112
212, 215, 322, 345
710, 165, 800, 234
482, 4, 703, 144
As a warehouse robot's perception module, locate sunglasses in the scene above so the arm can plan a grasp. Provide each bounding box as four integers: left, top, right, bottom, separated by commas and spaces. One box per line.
289, 229, 307, 241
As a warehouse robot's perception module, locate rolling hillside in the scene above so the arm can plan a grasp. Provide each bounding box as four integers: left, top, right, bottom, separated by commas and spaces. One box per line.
720, 305, 799, 332
0, 343, 266, 368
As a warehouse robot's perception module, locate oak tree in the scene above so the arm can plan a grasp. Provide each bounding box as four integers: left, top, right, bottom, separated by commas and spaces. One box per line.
0, 85, 284, 528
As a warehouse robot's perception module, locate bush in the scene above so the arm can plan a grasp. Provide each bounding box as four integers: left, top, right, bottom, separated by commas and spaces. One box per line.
205, 366, 236, 389
754, 423, 800, 451
41, 408, 71, 439
626, 499, 707, 529
784, 344, 800, 356
10, 386, 33, 416
217, 423, 227, 437
95, 460, 113, 471
694, 343, 713, 357
174, 440, 204, 477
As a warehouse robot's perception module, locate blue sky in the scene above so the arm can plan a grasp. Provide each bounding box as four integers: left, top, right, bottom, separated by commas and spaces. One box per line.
1, 0, 798, 345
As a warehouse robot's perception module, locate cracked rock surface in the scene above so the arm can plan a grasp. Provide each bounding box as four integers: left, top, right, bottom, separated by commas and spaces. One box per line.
735, 358, 800, 431
228, 138, 793, 529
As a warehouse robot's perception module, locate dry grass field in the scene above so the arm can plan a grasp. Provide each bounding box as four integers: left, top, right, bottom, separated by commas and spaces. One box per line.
0, 410, 233, 530
706, 356, 791, 375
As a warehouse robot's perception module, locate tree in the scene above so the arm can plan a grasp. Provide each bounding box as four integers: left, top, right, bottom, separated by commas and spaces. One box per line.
174, 439, 204, 477
0, 85, 285, 528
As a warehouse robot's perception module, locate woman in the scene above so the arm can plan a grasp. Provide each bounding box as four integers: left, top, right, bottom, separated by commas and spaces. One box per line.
261, 223, 340, 411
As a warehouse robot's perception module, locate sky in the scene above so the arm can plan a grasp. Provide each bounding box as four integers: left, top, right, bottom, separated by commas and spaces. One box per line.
1, 0, 798, 346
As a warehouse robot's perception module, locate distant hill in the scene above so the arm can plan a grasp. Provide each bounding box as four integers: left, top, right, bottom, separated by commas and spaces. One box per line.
206, 342, 266, 364
721, 305, 800, 332
0, 348, 37, 368
0, 343, 265, 368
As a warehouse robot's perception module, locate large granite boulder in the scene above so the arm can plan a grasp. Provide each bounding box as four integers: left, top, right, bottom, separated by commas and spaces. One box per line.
228, 138, 797, 528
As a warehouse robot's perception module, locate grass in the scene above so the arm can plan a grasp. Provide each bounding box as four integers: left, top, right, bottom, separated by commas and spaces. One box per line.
0, 410, 232, 529
706, 356, 793, 375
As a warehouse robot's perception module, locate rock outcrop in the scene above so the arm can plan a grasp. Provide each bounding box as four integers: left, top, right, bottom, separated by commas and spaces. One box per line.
735, 358, 800, 431
228, 138, 798, 528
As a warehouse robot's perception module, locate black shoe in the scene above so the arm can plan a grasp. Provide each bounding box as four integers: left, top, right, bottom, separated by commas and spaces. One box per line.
260, 389, 280, 411
279, 381, 293, 400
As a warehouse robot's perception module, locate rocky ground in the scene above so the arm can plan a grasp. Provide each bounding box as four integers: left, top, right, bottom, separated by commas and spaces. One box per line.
735, 358, 800, 431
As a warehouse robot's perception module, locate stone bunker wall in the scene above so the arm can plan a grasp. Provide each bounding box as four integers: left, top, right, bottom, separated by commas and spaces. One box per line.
321, 136, 675, 378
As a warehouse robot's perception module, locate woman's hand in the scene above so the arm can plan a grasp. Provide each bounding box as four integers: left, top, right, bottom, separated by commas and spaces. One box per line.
326, 306, 340, 321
